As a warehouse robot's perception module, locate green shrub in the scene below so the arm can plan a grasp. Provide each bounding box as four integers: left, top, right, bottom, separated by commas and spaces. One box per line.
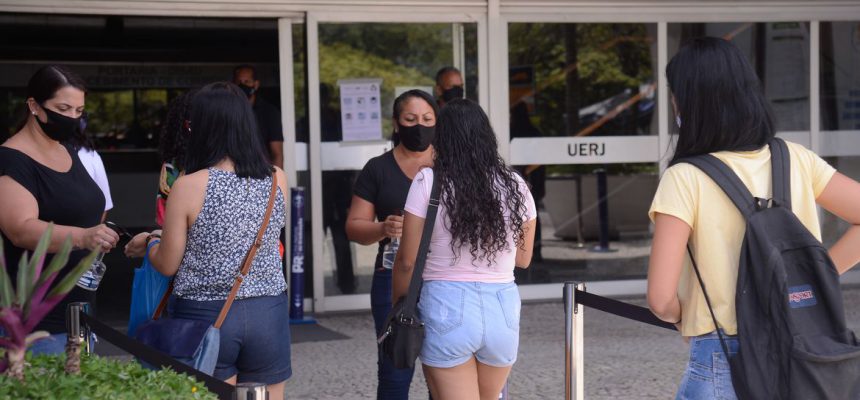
0, 353, 217, 399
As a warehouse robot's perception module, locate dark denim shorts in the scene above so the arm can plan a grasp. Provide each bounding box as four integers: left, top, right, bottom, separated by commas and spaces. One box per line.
169, 293, 292, 384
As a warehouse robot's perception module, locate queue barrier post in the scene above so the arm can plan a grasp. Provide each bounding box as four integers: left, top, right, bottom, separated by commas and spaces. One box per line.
564, 282, 585, 400
66, 302, 92, 355
235, 382, 268, 400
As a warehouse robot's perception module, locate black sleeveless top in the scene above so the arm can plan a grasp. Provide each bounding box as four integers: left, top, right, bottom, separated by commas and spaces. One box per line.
0, 144, 105, 333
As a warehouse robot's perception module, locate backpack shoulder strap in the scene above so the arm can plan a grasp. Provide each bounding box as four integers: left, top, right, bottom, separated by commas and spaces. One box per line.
681, 154, 757, 219
769, 137, 792, 211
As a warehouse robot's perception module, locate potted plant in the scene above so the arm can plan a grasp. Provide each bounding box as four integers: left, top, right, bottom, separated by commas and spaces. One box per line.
0, 225, 215, 399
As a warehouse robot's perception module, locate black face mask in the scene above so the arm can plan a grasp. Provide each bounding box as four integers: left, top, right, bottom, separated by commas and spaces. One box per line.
36, 105, 81, 142
238, 84, 256, 98
441, 86, 464, 103
397, 123, 435, 152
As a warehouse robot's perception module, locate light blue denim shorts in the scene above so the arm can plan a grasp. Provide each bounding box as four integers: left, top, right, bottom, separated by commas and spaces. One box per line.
417, 280, 521, 368
676, 330, 740, 400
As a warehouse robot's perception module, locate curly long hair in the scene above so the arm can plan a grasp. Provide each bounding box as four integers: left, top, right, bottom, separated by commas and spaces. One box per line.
434, 99, 528, 265
158, 89, 197, 166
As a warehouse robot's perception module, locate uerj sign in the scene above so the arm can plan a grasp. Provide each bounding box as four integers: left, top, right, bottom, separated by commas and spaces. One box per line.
509, 136, 660, 165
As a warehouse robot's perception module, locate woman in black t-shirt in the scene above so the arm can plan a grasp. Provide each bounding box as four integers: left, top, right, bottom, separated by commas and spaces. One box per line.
0, 66, 118, 355
346, 90, 438, 399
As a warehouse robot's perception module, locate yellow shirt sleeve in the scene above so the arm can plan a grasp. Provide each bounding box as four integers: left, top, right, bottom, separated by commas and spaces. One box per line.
810, 152, 836, 199
648, 164, 699, 229
787, 142, 837, 198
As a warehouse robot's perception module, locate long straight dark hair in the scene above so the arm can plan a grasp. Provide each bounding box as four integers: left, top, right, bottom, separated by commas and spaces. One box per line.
667, 37, 775, 164
434, 99, 527, 264
183, 82, 271, 179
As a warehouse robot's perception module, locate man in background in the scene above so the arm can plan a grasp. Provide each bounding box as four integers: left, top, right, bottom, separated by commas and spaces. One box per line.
434, 66, 464, 107
233, 64, 284, 168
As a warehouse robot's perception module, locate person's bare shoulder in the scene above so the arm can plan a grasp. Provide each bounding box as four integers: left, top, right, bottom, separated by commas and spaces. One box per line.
273, 166, 288, 190
168, 170, 208, 206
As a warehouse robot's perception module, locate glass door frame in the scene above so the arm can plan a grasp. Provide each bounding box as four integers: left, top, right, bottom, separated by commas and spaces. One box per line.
497, 4, 860, 302
305, 10, 489, 312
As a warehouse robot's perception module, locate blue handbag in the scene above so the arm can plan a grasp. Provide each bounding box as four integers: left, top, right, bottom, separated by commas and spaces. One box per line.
135, 173, 278, 375
127, 241, 171, 337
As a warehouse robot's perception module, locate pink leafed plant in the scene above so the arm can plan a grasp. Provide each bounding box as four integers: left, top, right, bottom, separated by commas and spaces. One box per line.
0, 224, 97, 381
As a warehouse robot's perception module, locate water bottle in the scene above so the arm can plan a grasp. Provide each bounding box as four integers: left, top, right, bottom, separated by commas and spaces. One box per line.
75, 221, 130, 291
381, 238, 399, 270
76, 252, 106, 291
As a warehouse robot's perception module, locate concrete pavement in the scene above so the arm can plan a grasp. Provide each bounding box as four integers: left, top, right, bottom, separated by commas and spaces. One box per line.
285, 287, 860, 399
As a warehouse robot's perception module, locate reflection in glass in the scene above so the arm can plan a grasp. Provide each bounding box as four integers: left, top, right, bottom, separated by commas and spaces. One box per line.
86, 89, 169, 150
512, 163, 656, 285
316, 23, 478, 141
508, 23, 658, 138
669, 22, 810, 132
820, 21, 860, 131
507, 23, 658, 285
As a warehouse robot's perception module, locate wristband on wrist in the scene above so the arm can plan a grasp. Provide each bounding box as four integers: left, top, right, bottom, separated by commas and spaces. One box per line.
146, 233, 162, 247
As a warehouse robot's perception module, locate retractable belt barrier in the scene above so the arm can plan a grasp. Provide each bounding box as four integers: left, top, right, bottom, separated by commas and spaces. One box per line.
78, 312, 236, 400
563, 282, 677, 400
572, 289, 677, 331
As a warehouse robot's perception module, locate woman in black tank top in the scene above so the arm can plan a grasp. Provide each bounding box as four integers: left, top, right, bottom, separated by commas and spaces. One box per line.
0, 66, 119, 354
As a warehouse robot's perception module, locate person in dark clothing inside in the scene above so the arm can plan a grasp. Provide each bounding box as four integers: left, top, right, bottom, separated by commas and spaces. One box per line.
510, 101, 545, 266
319, 83, 357, 294
233, 64, 284, 168
434, 66, 464, 107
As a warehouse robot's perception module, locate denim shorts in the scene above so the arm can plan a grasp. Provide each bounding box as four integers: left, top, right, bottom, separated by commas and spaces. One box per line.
169, 293, 292, 384
676, 330, 740, 400
417, 280, 520, 368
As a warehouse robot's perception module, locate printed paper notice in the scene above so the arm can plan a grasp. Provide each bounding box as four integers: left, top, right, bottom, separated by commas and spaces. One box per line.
338, 78, 383, 142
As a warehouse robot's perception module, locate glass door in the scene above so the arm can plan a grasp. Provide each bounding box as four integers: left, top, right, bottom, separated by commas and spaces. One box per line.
305, 12, 487, 312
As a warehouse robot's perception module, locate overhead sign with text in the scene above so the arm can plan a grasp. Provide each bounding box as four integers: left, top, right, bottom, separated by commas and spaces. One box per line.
0, 62, 279, 89
509, 136, 660, 165
338, 78, 383, 142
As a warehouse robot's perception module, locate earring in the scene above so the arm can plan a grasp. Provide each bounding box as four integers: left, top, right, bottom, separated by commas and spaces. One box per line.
675, 115, 682, 129
32, 112, 37, 116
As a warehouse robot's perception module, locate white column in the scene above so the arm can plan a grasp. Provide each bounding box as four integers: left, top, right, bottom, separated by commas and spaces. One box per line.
486, 0, 510, 162
306, 13, 326, 313
810, 21, 820, 154
658, 22, 670, 173
278, 18, 298, 188
277, 17, 298, 304
452, 22, 466, 89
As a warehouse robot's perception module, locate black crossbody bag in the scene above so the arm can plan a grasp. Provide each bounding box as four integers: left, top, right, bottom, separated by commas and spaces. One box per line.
377, 170, 441, 370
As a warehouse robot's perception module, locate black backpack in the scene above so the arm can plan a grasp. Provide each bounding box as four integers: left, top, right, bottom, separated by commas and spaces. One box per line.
682, 138, 860, 399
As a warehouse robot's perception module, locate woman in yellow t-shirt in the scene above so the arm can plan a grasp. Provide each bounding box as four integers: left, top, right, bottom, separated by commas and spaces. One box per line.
647, 37, 860, 399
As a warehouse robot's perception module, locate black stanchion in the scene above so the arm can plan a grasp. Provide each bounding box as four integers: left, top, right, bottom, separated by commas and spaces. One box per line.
574, 175, 586, 248
590, 168, 616, 253
77, 313, 236, 400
